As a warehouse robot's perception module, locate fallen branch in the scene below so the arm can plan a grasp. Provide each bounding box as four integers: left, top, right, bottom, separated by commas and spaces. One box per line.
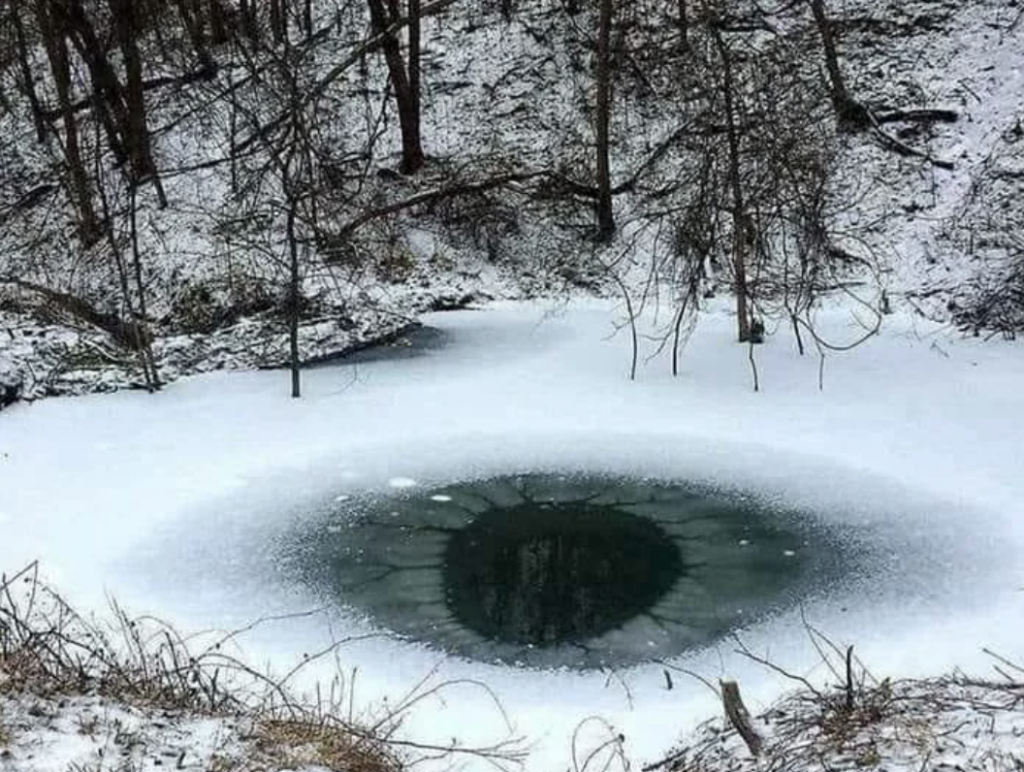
334, 171, 545, 238
873, 107, 959, 125
870, 121, 955, 170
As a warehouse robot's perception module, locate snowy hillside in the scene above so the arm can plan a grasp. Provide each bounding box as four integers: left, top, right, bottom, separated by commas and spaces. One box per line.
0, 0, 1021, 403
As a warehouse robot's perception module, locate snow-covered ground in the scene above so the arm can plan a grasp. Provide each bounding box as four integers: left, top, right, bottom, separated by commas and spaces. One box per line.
2, 299, 1023, 770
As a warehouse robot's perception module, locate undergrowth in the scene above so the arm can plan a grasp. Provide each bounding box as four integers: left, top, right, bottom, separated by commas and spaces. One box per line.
649, 621, 1024, 772
0, 561, 525, 772
6, 560, 1024, 772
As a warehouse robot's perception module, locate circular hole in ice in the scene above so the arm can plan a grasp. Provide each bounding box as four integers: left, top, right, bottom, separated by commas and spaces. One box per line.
285, 473, 855, 669
443, 498, 684, 647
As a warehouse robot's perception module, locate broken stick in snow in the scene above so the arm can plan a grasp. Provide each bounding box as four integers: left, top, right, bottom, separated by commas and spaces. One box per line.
720, 679, 763, 757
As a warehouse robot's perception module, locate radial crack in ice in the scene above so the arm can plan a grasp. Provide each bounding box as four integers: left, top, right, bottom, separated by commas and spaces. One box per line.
282, 472, 862, 669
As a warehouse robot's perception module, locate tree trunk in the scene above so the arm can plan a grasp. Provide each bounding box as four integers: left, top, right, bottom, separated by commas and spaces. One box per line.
10, 6, 48, 144
286, 190, 302, 398
112, 0, 167, 205
594, 0, 615, 240
111, 0, 157, 182
368, 0, 425, 174
238, 0, 258, 40
270, 0, 285, 44
175, 0, 217, 76
128, 182, 160, 389
721, 680, 763, 757
59, 0, 133, 164
710, 19, 751, 342
408, 0, 421, 149
207, 0, 230, 44
677, 0, 688, 48
809, 0, 869, 130
35, 0, 101, 243
302, 0, 314, 37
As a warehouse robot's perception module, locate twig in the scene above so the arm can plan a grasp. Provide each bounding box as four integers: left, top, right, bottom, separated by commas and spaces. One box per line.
982, 648, 1024, 681
734, 637, 822, 698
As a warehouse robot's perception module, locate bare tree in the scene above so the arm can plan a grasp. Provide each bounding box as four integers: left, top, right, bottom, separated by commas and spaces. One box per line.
594, 0, 615, 239
8, 4, 47, 143
109, 0, 163, 196
366, 0, 425, 174
225, 14, 362, 397
707, 12, 752, 342
23, 0, 103, 244
808, 0, 869, 130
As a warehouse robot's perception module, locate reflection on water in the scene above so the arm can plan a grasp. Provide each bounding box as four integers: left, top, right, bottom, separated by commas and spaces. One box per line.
445, 500, 684, 646
284, 473, 857, 669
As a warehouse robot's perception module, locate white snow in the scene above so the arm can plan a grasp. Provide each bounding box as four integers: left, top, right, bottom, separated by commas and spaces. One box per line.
0, 692, 247, 772
1, 299, 1023, 770
387, 477, 420, 489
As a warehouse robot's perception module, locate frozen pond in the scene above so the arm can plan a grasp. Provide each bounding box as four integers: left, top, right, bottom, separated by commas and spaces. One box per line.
286, 473, 857, 669
1, 300, 1023, 769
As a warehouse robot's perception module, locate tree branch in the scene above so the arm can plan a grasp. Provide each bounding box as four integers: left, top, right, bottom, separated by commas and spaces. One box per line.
334, 170, 545, 238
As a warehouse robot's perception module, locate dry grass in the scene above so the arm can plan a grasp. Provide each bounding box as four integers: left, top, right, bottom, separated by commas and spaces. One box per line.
0, 562, 238, 710
247, 716, 401, 772
0, 562, 526, 772
648, 626, 1024, 772
652, 677, 1015, 772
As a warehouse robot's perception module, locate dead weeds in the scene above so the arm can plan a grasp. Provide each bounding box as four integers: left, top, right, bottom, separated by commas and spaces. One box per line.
249, 716, 401, 772
1, 562, 526, 771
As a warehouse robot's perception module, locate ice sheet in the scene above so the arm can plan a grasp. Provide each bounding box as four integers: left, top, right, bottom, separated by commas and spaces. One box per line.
1, 300, 1023, 769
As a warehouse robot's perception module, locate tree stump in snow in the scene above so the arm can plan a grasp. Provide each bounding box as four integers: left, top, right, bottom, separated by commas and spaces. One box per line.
721, 679, 763, 757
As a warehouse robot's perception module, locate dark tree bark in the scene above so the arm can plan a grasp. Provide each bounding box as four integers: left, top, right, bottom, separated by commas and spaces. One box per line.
238, 0, 258, 40
809, 0, 869, 130
710, 19, 752, 342
677, 0, 688, 47
594, 0, 615, 240
56, 0, 132, 164
174, 0, 217, 76
110, 0, 157, 181
302, 0, 313, 37
408, 0, 421, 146
207, 0, 231, 44
35, 0, 101, 243
10, 6, 48, 144
270, 0, 285, 44
127, 181, 161, 389
721, 681, 764, 757
367, 0, 425, 174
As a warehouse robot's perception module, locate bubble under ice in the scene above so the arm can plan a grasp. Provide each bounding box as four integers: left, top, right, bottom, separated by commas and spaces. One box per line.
284, 473, 859, 669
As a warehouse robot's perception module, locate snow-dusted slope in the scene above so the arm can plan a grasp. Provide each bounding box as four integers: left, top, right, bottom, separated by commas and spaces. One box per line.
826, 0, 1024, 307
1, 0, 1022, 405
